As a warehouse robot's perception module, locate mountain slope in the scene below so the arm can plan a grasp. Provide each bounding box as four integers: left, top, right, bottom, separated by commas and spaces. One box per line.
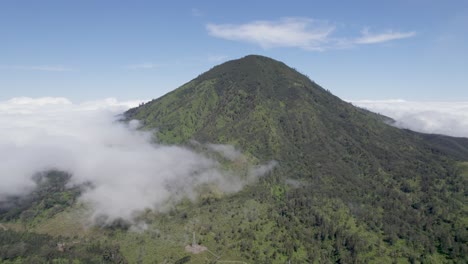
1, 55, 466, 263
125, 55, 464, 191
125, 55, 467, 263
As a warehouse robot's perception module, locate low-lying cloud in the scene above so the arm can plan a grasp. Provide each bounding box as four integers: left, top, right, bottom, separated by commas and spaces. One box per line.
206, 144, 243, 161
0, 97, 276, 224
351, 100, 468, 138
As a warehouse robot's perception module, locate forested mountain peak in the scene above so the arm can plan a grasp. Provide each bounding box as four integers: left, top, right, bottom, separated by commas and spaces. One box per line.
1, 55, 465, 263
124, 55, 467, 262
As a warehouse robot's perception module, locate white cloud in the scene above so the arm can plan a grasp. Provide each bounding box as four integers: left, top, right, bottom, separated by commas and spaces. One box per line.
207, 144, 243, 161
125, 63, 159, 70
351, 100, 468, 138
207, 18, 335, 51
0, 65, 73, 72
355, 28, 416, 44
0, 97, 275, 224
207, 17, 415, 50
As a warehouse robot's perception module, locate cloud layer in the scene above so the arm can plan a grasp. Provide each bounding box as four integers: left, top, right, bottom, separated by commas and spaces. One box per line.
5, 97, 463, 225
207, 17, 415, 50
0, 97, 275, 224
351, 100, 468, 138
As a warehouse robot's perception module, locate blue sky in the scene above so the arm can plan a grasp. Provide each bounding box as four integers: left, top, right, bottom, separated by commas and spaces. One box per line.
1, 0, 467, 101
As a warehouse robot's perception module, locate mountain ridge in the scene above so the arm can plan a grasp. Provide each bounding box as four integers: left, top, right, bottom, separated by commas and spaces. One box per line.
125, 54, 467, 262
125, 55, 461, 176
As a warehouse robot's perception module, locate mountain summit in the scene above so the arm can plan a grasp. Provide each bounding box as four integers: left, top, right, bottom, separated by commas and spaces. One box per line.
125, 55, 467, 262
126, 55, 454, 179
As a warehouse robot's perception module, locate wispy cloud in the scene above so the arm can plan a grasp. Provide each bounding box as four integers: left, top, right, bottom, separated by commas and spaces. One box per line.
355, 28, 416, 44
207, 17, 416, 51
0, 65, 73, 72
207, 18, 334, 51
125, 63, 159, 70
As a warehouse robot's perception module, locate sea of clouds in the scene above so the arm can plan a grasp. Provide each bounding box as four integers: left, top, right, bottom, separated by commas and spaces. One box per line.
351, 99, 468, 138
0, 97, 275, 224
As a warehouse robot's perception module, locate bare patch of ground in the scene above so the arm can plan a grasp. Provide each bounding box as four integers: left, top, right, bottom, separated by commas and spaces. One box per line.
185, 244, 207, 254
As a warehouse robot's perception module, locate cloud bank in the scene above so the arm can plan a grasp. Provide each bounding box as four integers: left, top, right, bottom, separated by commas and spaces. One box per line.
351, 100, 468, 138
0, 97, 276, 224
207, 17, 415, 50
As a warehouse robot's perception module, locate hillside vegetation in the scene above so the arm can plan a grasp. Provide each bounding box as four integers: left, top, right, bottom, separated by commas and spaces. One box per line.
1, 55, 466, 263
125, 55, 467, 263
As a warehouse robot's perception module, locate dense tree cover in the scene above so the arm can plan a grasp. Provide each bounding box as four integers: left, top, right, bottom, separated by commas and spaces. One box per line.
0, 229, 126, 263
125, 55, 468, 263
0, 170, 82, 222
0, 55, 466, 263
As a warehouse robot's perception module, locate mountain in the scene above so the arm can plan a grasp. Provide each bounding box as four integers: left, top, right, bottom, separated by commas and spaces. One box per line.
1, 55, 466, 263
125, 55, 467, 263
